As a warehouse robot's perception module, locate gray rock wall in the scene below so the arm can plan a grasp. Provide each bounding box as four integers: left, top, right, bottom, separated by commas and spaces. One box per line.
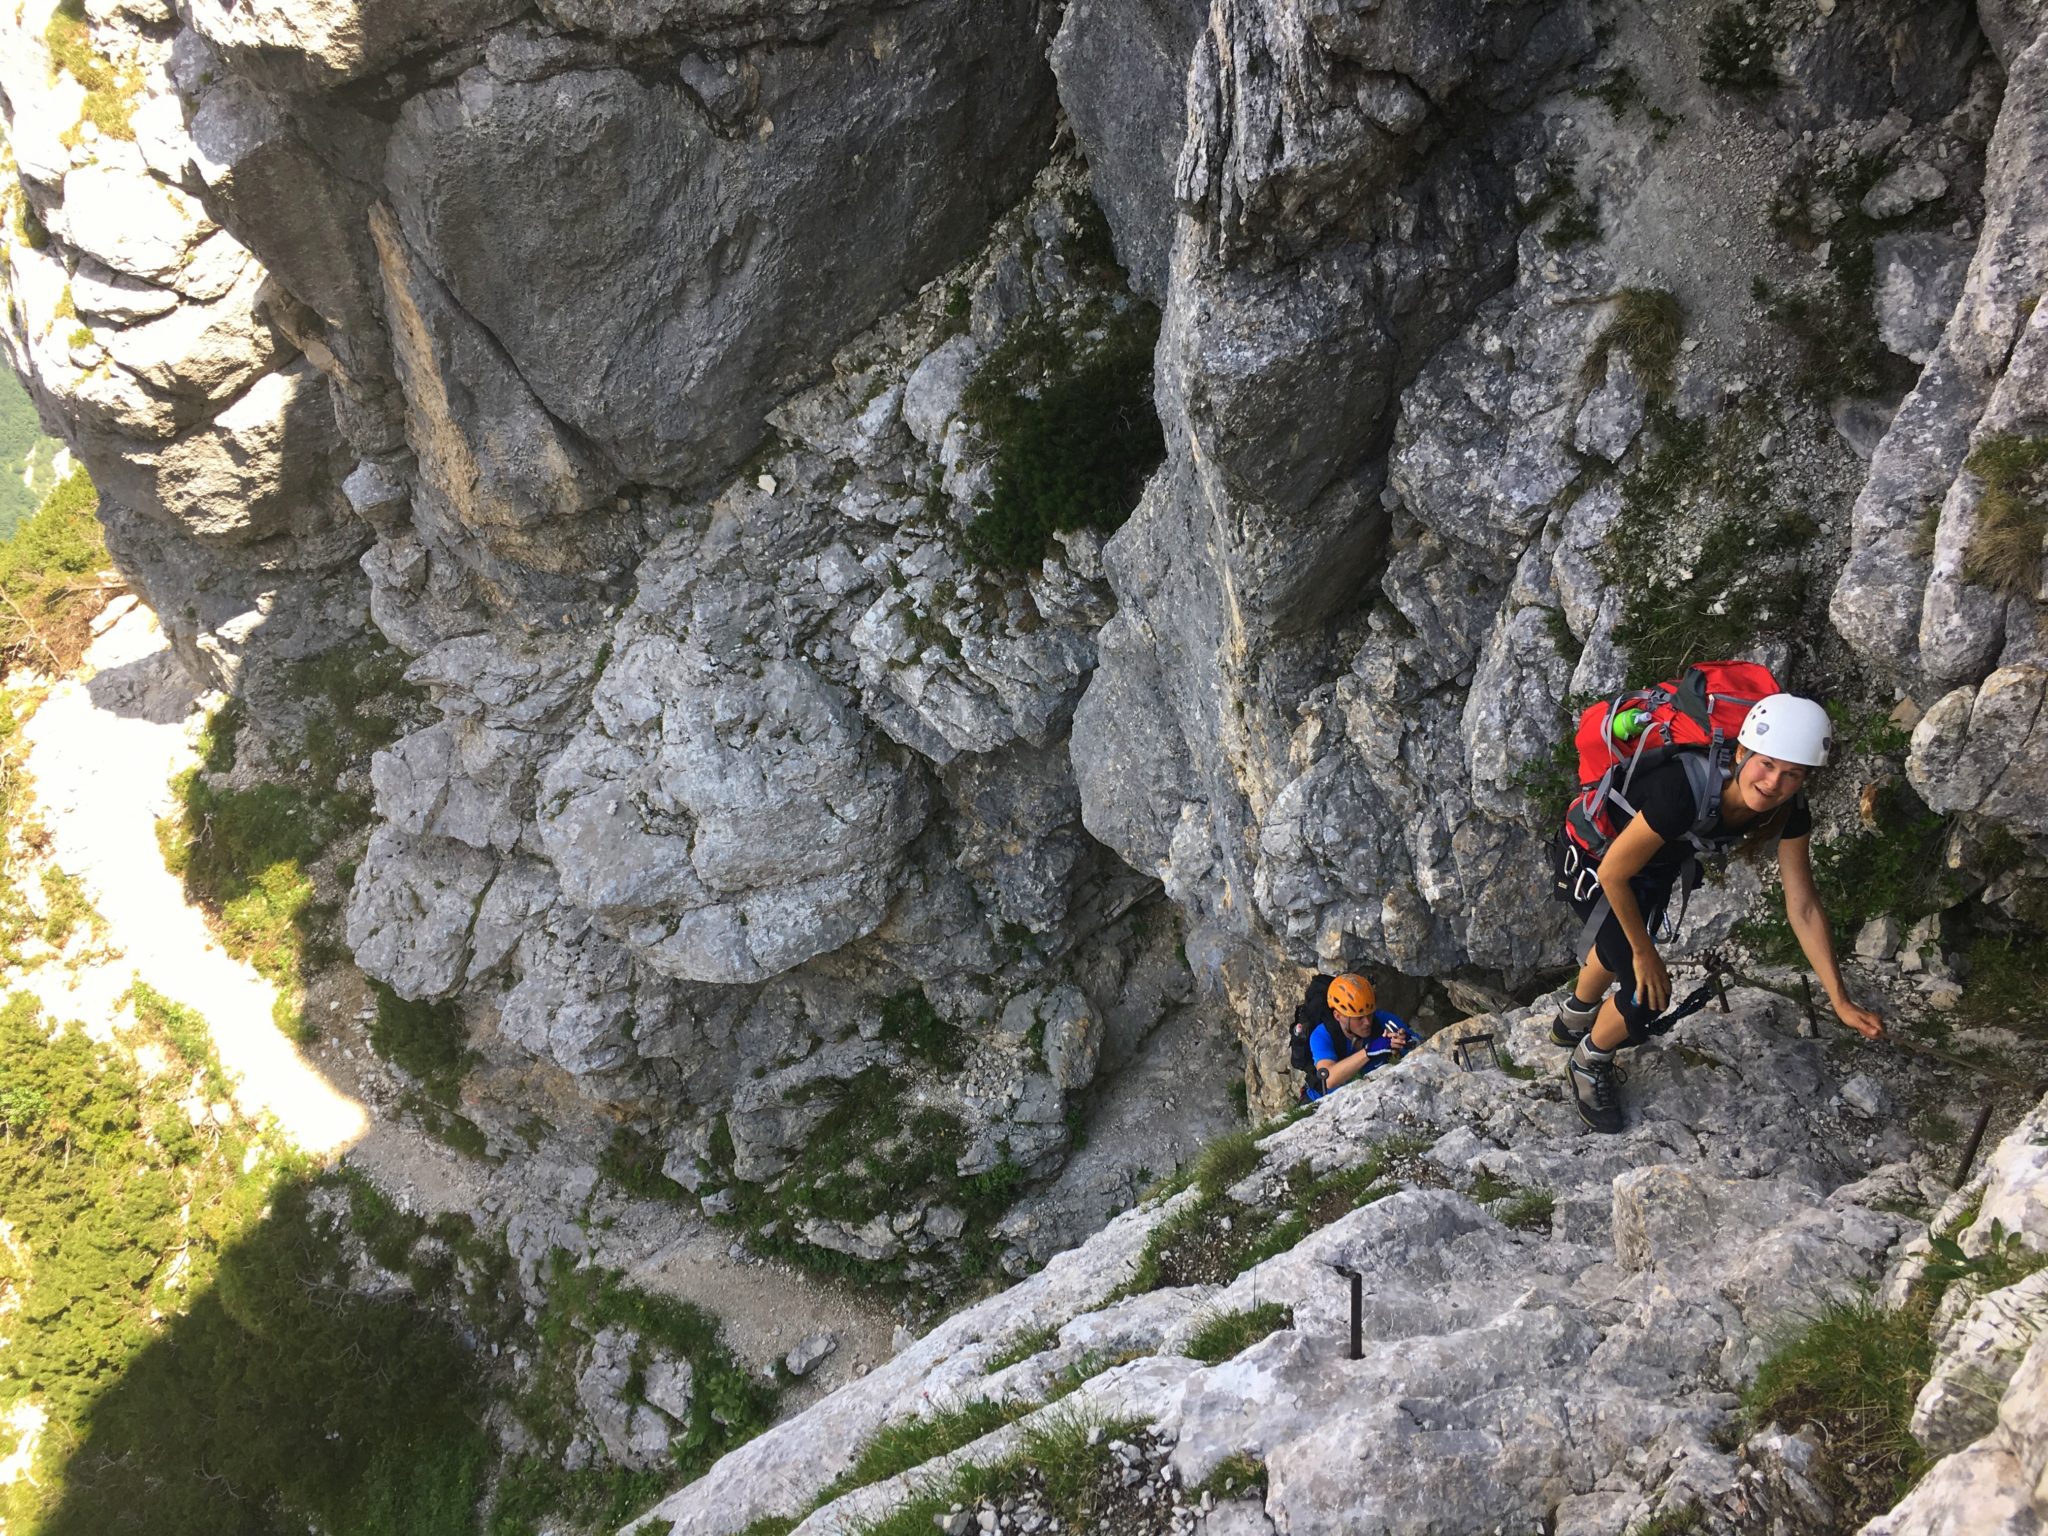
8, 0, 2048, 1276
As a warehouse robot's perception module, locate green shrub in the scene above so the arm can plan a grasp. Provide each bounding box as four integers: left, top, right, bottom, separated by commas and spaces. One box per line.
599, 1125, 688, 1202
960, 304, 1163, 569
1698, 3, 1778, 89
876, 987, 964, 1069
1185, 1303, 1293, 1365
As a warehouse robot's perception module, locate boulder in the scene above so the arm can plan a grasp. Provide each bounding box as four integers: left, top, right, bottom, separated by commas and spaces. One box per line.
1048, 0, 1209, 297
1873, 232, 1972, 365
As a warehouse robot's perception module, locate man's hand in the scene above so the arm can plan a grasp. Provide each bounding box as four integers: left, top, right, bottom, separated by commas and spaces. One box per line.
1633, 945, 1671, 1014
1834, 997, 1885, 1039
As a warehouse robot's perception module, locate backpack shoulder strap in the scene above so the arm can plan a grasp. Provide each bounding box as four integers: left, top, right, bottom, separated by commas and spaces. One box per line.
1675, 748, 1725, 842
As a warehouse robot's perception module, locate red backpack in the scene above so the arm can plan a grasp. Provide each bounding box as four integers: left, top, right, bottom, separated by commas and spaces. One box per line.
1553, 661, 1781, 904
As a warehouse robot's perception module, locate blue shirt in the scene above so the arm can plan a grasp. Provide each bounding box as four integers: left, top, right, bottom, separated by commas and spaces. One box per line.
1305, 1011, 1417, 1100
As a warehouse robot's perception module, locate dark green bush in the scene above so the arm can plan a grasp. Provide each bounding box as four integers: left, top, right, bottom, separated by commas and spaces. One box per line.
961, 305, 1163, 569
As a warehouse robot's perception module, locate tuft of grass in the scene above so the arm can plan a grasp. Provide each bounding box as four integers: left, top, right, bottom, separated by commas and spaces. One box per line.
1185, 1303, 1293, 1365
1192, 1450, 1268, 1501
1961, 435, 2048, 599
1495, 1189, 1556, 1231
1191, 1130, 1262, 1198
1638, 1504, 1705, 1536
1743, 1296, 1933, 1521
822, 1397, 1028, 1505
843, 1406, 1150, 1536
1698, 2, 1779, 90
1582, 288, 1684, 397
986, 1323, 1060, 1373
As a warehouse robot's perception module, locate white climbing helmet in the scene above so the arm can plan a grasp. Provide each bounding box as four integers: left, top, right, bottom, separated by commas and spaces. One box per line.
1737, 693, 1833, 767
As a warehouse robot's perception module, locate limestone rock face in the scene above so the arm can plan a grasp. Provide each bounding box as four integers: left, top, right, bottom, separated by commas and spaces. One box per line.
1049, 0, 1210, 297
632, 988, 1953, 1536
1832, 20, 2048, 849
13, 0, 2048, 1352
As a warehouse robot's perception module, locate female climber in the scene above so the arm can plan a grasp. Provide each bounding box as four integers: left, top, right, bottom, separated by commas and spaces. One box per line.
1553, 691, 1885, 1133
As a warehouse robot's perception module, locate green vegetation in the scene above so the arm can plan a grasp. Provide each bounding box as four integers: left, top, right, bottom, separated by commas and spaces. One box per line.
1192, 1451, 1267, 1501
1958, 931, 2048, 1034
1743, 1296, 1933, 1522
1468, 1169, 1554, 1230
0, 465, 110, 672
1118, 1136, 1429, 1298
1698, 2, 1779, 90
0, 984, 499, 1536
0, 367, 63, 541
1637, 1504, 1704, 1536
700, 1061, 1032, 1300
1763, 154, 1934, 400
846, 1405, 1151, 1536
986, 1323, 1060, 1373
1961, 435, 2048, 598
876, 987, 965, 1070
599, 1124, 689, 1202
958, 289, 1163, 568
1573, 69, 1681, 138
824, 1398, 1026, 1504
43, 0, 143, 143
1185, 1303, 1293, 1365
1582, 289, 1684, 397
158, 639, 423, 1048
1602, 403, 1817, 682
1542, 185, 1602, 250
369, 984, 489, 1157
1923, 1219, 2048, 1295
1744, 778, 1952, 963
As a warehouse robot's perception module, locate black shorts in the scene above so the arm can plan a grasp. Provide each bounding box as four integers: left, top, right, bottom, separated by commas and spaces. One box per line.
1570, 870, 1678, 1032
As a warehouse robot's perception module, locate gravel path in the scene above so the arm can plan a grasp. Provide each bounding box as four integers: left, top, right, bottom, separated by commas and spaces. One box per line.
19, 605, 369, 1154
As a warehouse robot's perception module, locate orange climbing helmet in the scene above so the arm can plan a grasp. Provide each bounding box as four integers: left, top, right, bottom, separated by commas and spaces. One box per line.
1327, 974, 1375, 1019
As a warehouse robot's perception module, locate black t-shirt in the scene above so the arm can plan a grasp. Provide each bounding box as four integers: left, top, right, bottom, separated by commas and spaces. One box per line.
1629, 756, 1812, 871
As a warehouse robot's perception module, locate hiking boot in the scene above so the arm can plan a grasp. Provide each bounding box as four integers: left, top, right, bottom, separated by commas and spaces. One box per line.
1550, 996, 1600, 1049
1566, 1040, 1624, 1134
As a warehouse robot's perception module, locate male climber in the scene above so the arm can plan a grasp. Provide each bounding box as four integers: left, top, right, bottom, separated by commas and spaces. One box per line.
1305, 974, 1419, 1101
